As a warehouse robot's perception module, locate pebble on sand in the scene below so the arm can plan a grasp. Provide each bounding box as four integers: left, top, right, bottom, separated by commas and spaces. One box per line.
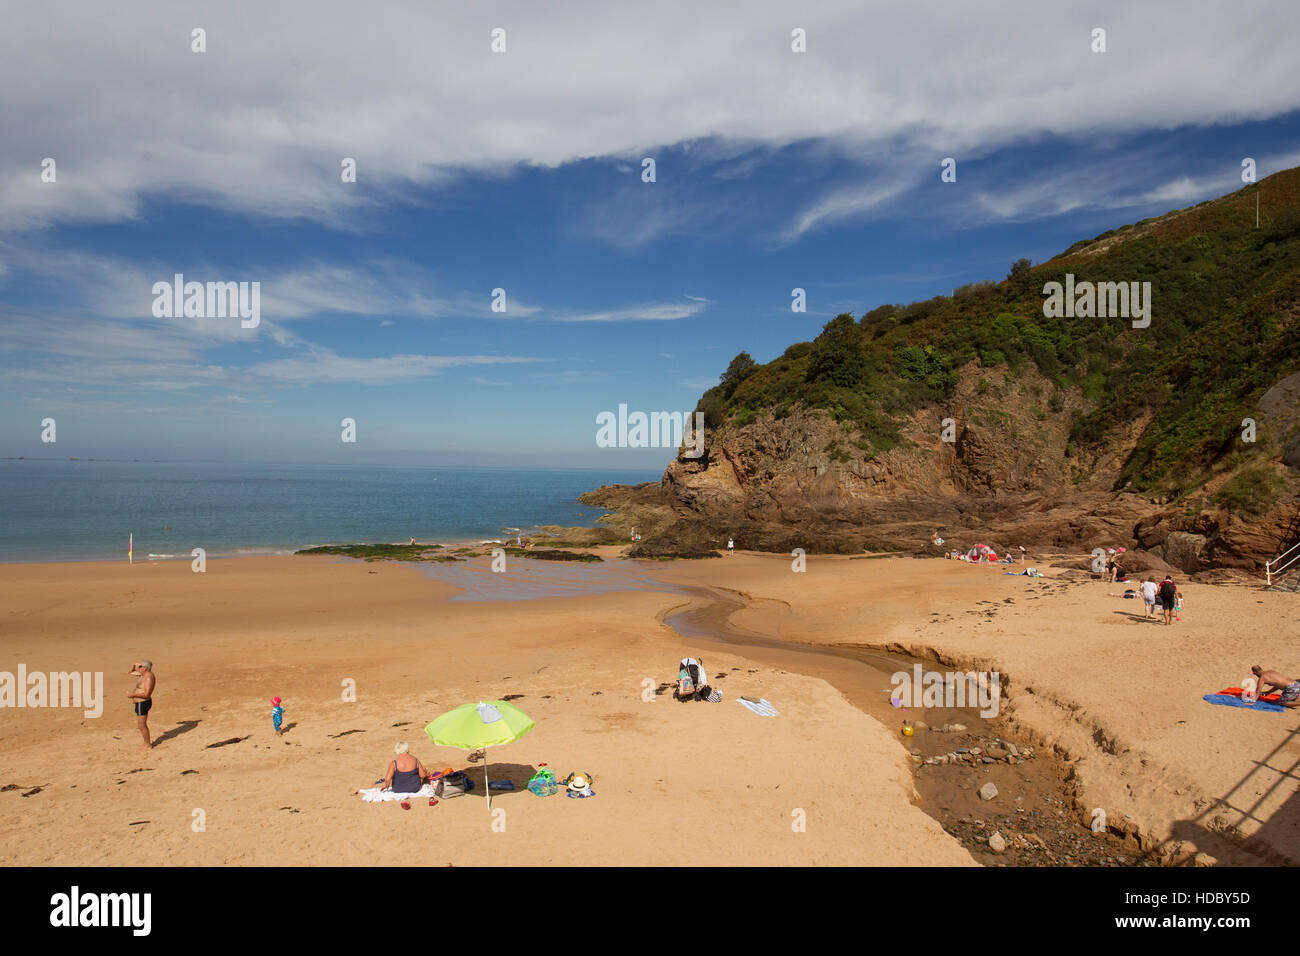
988, 832, 1007, 852
978, 782, 999, 801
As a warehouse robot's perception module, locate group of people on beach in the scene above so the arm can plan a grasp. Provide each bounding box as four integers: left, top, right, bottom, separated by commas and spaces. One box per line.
1099, 547, 1182, 624
1110, 576, 1180, 622
1135, 575, 1180, 624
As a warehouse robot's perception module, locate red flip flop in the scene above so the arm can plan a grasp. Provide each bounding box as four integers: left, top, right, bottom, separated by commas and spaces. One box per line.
428, 797, 438, 807
400, 800, 411, 810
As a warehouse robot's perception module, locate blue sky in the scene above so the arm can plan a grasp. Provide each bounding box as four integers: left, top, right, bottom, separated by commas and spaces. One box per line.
2, 1, 1299, 469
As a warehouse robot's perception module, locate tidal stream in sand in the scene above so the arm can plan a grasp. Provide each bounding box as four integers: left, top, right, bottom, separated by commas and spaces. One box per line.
414, 555, 1153, 865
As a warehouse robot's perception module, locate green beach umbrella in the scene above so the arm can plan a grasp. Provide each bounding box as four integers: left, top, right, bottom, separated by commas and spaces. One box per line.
425, 701, 534, 810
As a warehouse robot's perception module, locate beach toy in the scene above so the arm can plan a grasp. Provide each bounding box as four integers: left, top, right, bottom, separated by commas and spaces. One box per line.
527, 763, 560, 797
902, 720, 914, 737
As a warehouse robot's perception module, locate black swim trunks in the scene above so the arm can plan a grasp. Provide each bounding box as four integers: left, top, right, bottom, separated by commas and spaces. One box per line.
134, 699, 152, 717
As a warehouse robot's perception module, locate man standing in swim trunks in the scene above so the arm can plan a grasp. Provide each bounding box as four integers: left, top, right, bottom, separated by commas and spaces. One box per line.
1251, 666, 1300, 708
127, 660, 155, 751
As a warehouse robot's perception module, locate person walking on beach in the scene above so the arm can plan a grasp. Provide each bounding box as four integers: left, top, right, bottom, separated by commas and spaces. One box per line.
127, 660, 155, 751
1251, 666, 1300, 707
1140, 577, 1158, 618
1158, 576, 1178, 625
727, 538, 735, 555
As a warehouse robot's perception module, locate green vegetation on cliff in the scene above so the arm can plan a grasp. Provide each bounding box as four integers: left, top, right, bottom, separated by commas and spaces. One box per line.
697, 169, 1300, 494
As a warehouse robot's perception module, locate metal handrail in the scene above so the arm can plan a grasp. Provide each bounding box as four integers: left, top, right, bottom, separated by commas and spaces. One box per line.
1266, 539, 1300, 585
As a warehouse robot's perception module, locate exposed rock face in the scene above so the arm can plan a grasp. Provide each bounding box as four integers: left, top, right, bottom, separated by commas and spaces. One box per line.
1257, 372, 1300, 471
582, 366, 1299, 570
1162, 532, 1208, 574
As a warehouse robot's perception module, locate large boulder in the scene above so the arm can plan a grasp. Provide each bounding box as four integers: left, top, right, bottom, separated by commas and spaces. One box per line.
1163, 532, 1208, 573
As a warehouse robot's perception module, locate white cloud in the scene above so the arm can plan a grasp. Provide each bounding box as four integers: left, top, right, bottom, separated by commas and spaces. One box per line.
2, 1, 1295, 234
783, 176, 915, 242
247, 348, 542, 386
558, 299, 708, 322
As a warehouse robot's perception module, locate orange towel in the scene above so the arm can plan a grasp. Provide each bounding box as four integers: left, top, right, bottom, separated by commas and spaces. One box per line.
1219, 687, 1282, 703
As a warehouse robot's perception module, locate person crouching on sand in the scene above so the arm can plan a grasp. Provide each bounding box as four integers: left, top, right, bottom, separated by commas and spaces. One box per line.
674, 657, 721, 702
127, 660, 155, 752
1251, 666, 1300, 707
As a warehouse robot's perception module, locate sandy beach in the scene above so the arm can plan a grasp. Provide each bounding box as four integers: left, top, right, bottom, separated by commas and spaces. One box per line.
0, 553, 971, 866
0, 550, 1294, 866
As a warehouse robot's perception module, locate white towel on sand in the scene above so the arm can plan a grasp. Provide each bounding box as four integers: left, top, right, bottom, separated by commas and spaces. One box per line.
737, 697, 779, 717
359, 783, 437, 802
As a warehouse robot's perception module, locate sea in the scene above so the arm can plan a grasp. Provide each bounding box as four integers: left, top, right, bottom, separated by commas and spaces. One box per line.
0, 459, 659, 564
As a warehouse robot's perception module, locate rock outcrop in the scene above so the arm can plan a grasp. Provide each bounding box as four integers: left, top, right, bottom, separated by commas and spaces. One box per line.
582, 362, 1300, 572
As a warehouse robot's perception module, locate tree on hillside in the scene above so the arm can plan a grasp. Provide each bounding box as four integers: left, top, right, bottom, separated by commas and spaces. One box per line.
720, 351, 758, 394
1007, 258, 1033, 281
807, 313, 866, 387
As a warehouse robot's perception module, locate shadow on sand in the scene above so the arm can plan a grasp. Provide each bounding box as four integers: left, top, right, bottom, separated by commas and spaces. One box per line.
1158, 719, 1300, 864
153, 719, 201, 746
441, 762, 540, 800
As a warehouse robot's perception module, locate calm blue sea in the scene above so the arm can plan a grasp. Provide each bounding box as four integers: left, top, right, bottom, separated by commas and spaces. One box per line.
0, 460, 658, 563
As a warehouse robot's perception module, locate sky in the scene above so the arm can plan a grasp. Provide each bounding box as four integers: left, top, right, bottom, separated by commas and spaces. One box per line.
1, 0, 1299, 469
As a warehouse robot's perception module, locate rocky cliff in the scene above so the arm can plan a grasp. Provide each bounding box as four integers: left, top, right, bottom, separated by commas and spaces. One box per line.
583, 170, 1300, 578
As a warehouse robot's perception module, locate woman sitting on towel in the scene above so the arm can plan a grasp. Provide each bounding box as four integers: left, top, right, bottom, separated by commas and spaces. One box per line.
383, 741, 428, 793
674, 657, 722, 702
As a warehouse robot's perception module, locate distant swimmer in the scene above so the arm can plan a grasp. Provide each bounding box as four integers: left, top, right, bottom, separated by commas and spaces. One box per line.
409, 537, 416, 545
1251, 666, 1300, 707
127, 660, 156, 751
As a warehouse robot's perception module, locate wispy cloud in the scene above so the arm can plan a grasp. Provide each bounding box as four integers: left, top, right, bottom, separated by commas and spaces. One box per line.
782, 176, 914, 243
557, 298, 708, 322
247, 347, 542, 386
